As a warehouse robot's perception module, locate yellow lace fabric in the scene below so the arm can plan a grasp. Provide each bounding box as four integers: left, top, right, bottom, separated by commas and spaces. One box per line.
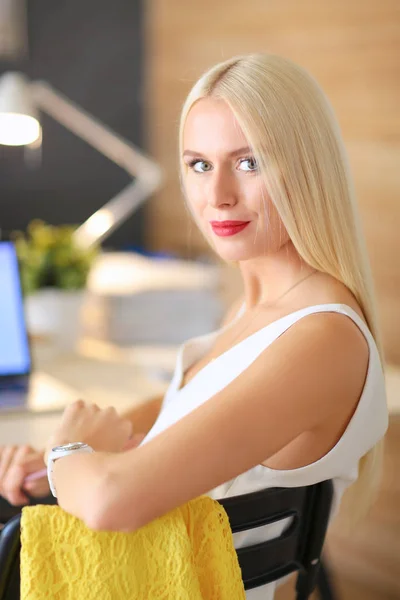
20, 495, 246, 600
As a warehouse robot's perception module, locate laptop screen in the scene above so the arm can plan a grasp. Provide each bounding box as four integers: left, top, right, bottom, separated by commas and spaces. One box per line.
0, 241, 31, 376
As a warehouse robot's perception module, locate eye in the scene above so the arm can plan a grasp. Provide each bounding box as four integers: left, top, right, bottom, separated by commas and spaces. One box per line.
188, 159, 213, 173
238, 157, 258, 172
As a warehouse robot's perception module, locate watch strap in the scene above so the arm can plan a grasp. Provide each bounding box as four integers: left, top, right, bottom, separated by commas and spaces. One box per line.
47, 445, 94, 498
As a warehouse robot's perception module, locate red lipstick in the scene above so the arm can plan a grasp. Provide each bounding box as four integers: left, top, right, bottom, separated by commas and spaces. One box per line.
210, 220, 250, 237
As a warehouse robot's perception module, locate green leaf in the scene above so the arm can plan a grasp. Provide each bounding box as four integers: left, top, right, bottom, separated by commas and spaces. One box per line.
11, 219, 99, 295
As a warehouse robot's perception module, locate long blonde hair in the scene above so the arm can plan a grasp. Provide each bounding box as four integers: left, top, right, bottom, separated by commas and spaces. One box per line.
179, 53, 386, 525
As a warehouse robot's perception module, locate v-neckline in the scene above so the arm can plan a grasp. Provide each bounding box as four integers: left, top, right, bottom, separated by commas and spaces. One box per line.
174, 303, 370, 395
174, 302, 246, 393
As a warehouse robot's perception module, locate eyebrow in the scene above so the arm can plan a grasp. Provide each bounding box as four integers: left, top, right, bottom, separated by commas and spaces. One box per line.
182, 146, 252, 159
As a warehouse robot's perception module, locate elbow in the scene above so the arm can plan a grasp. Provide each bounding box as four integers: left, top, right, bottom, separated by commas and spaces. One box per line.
84, 509, 109, 533
83, 469, 141, 533
85, 510, 138, 533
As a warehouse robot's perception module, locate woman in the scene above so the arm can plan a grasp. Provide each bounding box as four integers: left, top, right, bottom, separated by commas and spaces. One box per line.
2, 54, 389, 599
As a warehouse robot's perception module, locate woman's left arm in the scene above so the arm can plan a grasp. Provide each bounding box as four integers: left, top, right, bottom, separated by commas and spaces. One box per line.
52, 312, 369, 532
51, 451, 114, 528
44, 402, 134, 528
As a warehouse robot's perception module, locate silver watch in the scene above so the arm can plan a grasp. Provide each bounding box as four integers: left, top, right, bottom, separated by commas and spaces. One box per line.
47, 442, 94, 497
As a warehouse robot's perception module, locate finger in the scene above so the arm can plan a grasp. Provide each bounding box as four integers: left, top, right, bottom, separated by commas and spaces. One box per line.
3, 489, 29, 506
0, 447, 39, 487
122, 433, 146, 451
0, 446, 40, 497
2, 464, 30, 506
0, 446, 17, 485
2, 445, 33, 489
122, 419, 133, 440
66, 399, 86, 414
12, 445, 35, 469
23, 476, 51, 498
14, 444, 33, 459
22, 453, 47, 475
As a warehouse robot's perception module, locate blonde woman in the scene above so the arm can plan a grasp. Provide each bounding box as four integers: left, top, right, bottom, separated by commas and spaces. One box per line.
3, 54, 389, 599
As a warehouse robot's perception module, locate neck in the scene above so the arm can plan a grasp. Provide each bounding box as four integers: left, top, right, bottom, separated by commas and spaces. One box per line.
238, 241, 315, 309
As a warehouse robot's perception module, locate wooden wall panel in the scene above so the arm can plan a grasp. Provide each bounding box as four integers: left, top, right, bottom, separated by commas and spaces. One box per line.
145, 0, 400, 362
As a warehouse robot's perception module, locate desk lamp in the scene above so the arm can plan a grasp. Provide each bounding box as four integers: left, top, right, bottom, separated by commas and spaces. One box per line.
0, 71, 162, 248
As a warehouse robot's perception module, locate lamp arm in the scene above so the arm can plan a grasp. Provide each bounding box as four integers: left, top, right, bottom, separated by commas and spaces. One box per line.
30, 80, 162, 247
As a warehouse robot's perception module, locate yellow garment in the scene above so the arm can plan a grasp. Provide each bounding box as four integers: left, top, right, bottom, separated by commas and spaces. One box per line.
20, 495, 246, 600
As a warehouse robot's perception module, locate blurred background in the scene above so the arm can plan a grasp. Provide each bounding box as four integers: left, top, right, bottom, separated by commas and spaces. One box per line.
145, 1, 400, 364
0, 0, 145, 248
0, 1, 399, 599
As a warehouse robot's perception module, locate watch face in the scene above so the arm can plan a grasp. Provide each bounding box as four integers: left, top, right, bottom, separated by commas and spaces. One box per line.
52, 442, 89, 452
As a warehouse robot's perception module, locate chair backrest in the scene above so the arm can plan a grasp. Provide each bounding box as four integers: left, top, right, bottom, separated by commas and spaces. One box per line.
218, 479, 334, 600
0, 498, 22, 528
0, 493, 57, 600
0, 493, 57, 527
0, 481, 333, 600
0, 514, 21, 600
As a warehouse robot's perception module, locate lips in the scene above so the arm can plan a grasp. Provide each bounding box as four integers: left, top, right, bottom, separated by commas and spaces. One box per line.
210, 220, 250, 237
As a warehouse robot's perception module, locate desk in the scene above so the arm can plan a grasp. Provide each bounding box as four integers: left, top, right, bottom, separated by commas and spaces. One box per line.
0, 338, 177, 447
1, 338, 399, 448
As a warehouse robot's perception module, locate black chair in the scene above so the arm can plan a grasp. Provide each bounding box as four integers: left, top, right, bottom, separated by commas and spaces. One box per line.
0, 482, 338, 600
0, 514, 20, 600
0, 494, 57, 528
218, 479, 338, 599
0, 493, 58, 600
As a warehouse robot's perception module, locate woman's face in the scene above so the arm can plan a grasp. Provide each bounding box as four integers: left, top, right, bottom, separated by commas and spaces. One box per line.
182, 97, 288, 262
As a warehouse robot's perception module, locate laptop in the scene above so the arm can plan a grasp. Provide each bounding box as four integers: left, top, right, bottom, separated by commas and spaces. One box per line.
0, 240, 78, 414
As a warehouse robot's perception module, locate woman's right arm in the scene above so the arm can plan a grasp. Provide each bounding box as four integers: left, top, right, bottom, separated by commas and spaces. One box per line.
121, 395, 165, 437
0, 398, 167, 507
0, 296, 244, 506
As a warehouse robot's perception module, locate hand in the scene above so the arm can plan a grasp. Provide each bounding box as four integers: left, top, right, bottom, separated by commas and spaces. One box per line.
122, 432, 146, 451
0, 445, 49, 506
44, 400, 134, 463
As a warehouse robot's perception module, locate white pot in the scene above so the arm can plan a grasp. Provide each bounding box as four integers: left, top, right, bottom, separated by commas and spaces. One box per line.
24, 288, 86, 349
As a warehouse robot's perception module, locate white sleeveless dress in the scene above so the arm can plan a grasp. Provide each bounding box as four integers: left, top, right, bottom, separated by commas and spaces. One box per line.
140, 303, 389, 599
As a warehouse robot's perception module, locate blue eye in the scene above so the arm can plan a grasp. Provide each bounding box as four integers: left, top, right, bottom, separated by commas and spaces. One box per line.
188, 159, 212, 173
238, 157, 258, 172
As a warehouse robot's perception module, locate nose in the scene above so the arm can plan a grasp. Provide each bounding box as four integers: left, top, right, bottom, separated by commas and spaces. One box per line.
207, 167, 238, 209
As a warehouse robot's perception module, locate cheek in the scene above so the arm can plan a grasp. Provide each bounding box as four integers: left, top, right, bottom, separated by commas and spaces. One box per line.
243, 180, 271, 216
245, 183, 285, 237
183, 177, 208, 215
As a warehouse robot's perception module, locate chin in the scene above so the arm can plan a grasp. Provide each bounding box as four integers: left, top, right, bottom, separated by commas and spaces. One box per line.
213, 244, 259, 263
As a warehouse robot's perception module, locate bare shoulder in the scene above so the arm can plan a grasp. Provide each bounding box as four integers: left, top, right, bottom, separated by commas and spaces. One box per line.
263, 269, 372, 398
221, 296, 370, 417
248, 308, 370, 418
292, 309, 370, 365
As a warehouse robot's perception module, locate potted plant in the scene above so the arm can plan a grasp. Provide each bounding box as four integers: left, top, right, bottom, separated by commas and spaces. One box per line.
12, 220, 98, 348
